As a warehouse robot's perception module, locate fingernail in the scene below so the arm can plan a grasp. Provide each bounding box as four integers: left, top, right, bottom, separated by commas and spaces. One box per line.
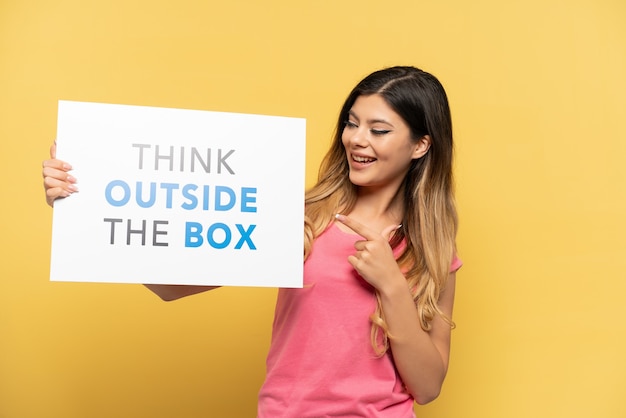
63, 163, 72, 170
335, 213, 345, 221
397, 224, 402, 229
67, 175, 77, 183
68, 184, 79, 192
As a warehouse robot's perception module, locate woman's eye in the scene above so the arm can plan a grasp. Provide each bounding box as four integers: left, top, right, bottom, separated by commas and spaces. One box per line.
371, 129, 391, 136
344, 120, 358, 128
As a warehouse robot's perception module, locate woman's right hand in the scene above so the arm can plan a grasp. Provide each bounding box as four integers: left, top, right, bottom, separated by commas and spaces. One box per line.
42, 141, 78, 207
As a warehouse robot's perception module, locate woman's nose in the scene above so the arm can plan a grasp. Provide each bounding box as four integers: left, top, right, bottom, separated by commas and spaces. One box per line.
348, 128, 368, 147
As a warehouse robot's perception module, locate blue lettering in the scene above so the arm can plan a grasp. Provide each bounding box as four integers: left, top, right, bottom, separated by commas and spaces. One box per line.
105, 180, 131, 207
160, 183, 180, 208
181, 184, 198, 210
234, 224, 256, 250
104, 181, 259, 213
241, 187, 257, 213
207, 222, 231, 249
184, 222, 203, 247
136, 182, 156, 208
215, 186, 235, 211
202, 185, 210, 210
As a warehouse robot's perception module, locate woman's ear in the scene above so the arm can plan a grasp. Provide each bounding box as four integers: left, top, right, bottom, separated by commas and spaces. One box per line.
412, 135, 431, 159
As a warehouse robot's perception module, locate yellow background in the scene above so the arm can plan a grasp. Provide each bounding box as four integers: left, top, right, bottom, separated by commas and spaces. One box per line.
1, 0, 625, 417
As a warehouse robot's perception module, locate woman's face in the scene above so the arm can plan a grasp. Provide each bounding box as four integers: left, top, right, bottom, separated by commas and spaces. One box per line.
341, 94, 429, 193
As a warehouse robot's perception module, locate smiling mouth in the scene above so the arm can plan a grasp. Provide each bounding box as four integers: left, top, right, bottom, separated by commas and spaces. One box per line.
352, 154, 376, 163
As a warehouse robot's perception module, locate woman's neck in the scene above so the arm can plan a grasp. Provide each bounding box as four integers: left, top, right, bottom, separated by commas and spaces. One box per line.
342, 184, 405, 233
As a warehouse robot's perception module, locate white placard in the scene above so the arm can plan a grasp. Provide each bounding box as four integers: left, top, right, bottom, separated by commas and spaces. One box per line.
50, 101, 306, 288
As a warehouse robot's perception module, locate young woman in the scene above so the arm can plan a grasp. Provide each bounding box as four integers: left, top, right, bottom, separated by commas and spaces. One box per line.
43, 66, 461, 417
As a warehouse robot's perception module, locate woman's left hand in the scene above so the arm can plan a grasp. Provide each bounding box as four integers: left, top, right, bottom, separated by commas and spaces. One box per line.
334, 214, 404, 292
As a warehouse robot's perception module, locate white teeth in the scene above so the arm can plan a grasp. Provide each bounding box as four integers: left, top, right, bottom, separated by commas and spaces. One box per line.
353, 155, 375, 163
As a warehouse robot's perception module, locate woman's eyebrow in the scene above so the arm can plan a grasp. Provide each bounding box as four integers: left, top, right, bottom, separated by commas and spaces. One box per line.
368, 118, 393, 126
348, 110, 394, 127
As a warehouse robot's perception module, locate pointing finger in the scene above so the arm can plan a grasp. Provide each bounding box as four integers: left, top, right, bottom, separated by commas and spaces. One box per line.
381, 223, 402, 241
335, 214, 378, 240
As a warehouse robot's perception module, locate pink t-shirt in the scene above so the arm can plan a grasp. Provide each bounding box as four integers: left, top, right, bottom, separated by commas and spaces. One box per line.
257, 223, 461, 418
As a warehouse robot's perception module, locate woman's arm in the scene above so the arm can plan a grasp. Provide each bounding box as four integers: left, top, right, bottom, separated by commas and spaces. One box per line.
378, 272, 455, 404
334, 214, 456, 404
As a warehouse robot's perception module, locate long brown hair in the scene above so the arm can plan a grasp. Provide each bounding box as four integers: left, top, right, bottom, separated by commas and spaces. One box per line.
304, 66, 458, 355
